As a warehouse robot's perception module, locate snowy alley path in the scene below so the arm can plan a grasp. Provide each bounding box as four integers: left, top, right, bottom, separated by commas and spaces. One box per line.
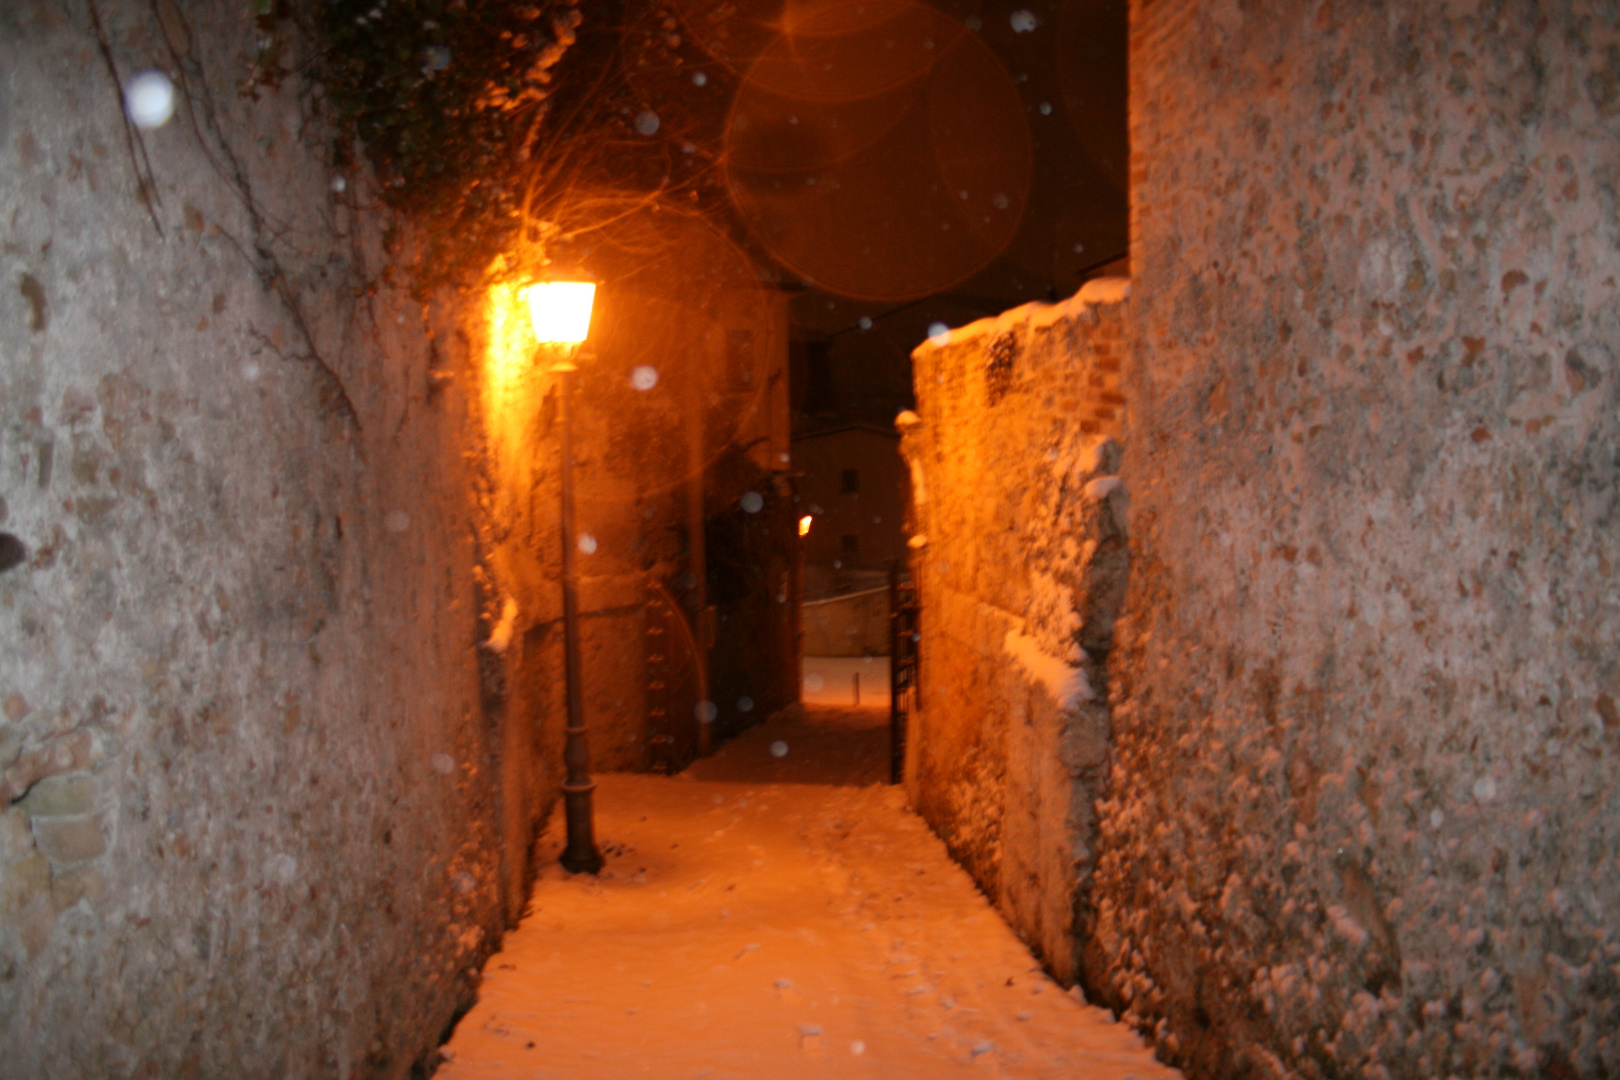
436, 707, 1179, 1080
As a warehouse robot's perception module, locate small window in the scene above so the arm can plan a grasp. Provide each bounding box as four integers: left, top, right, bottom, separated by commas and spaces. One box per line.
840, 468, 860, 494
841, 534, 859, 555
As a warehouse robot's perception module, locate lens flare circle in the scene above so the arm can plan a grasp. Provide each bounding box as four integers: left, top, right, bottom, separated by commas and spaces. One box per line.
724, 1, 1031, 303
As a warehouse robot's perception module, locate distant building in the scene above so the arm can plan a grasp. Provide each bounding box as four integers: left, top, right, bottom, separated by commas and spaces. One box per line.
791, 423, 909, 599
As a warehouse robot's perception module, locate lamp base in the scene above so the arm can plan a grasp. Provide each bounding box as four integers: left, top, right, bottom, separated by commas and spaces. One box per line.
558, 781, 603, 875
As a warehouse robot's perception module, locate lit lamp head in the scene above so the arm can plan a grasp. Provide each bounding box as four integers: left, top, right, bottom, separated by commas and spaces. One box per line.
524, 281, 597, 346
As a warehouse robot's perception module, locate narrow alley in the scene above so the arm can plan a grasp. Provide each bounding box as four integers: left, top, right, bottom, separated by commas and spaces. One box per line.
436, 706, 1175, 1080
6, 1, 1620, 1077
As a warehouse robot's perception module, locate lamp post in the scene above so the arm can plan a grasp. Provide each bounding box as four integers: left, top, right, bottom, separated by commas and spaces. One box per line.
526, 280, 603, 875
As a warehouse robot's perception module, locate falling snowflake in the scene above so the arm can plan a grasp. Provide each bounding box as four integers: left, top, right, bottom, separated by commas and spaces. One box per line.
634, 110, 661, 135
124, 70, 175, 129
630, 365, 659, 390
1009, 9, 1037, 32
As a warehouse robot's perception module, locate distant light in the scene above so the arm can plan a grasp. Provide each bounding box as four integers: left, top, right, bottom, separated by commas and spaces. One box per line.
125, 71, 175, 129
525, 281, 595, 343
798, 515, 813, 537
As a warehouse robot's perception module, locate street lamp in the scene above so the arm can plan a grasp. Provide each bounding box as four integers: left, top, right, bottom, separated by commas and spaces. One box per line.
526, 280, 603, 875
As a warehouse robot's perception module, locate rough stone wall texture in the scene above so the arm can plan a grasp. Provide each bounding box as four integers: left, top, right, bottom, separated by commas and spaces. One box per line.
1091, 1, 1620, 1077
0, 2, 564, 1075
902, 281, 1130, 984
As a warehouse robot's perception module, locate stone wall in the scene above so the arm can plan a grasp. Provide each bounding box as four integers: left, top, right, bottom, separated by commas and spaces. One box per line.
0, 2, 565, 1075
902, 280, 1130, 983
1087, 2, 1620, 1077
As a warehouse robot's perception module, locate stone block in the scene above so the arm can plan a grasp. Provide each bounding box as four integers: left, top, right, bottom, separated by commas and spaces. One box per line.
30, 814, 105, 867
16, 772, 94, 818
0, 849, 50, 919
49, 864, 106, 913
0, 809, 31, 863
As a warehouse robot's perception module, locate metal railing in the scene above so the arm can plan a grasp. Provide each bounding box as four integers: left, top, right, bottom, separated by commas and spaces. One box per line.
888, 562, 920, 785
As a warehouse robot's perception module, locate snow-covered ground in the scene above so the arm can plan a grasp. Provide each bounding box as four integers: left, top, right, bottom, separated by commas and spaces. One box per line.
802, 655, 891, 708
435, 707, 1178, 1080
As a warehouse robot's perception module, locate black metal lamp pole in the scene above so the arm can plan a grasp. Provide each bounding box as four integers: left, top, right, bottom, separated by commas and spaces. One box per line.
554, 353, 603, 875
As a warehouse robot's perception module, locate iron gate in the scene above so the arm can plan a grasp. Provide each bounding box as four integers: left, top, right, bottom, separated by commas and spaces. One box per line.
888, 561, 919, 784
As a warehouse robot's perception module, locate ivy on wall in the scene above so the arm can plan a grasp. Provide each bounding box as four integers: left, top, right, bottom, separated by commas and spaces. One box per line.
315, 0, 584, 276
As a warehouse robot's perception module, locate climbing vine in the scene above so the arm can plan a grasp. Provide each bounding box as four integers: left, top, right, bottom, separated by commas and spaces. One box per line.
308, 0, 743, 289
313, 0, 583, 277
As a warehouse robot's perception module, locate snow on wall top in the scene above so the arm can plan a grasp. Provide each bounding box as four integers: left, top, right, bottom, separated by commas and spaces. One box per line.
910, 277, 1131, 357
